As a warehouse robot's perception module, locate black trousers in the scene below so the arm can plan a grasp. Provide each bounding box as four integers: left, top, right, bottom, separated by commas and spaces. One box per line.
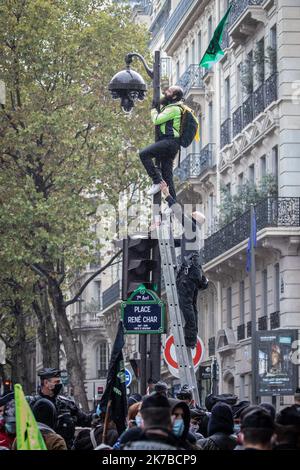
176, 275, 199, 342
139, 138, 180, 200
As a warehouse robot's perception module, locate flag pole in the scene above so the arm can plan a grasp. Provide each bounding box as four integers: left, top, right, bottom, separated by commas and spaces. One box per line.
250, 204, 257, 404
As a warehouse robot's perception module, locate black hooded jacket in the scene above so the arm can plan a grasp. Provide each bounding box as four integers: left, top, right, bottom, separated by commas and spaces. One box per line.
198, 402, 237, 450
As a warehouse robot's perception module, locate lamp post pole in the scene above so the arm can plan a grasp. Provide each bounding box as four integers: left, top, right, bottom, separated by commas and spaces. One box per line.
119, 51, 162, 393
150, 50, 162, 385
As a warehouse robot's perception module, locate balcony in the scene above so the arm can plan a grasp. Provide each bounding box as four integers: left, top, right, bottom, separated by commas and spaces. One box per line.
174, 145, 215, 183
237, 324, 246, 341
176, 64, 204, 99
102, 280, 120, 310
270, 311, 280, 329
258, 315, 268, 330
202, 197, 300, 264
208, 336, 216, 356
227, 0, 265, 48
149, 0, 171, 44
164, 0, 195, 43
224, 73, 278, 143
72, 312, 101, 330
220, 118, 231, 149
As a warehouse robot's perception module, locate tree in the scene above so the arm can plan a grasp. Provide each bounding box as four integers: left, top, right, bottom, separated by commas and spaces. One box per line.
0, 0, 152, 408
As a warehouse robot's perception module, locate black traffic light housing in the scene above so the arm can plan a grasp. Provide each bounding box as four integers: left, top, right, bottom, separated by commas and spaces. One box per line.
122, 235, 158, 299
3, 379, 12, 394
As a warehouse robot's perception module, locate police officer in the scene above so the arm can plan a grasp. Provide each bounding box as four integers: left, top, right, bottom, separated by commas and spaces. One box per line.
176, 252, 208, 348
29, 368, 92, 448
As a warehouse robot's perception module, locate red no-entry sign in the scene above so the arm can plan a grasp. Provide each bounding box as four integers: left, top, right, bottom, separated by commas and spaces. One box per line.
163, 334, 205, 378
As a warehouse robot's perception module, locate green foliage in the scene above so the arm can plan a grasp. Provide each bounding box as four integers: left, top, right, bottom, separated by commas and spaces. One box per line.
218, 174, 278, 228
0, 0, 152, 283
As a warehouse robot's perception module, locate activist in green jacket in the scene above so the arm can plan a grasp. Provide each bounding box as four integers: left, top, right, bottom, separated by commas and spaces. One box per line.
151, 102, 182, 140
139, 85, 183, 199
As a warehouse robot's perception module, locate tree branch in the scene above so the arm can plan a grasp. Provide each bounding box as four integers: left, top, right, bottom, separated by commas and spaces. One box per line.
64, 249, 122, 308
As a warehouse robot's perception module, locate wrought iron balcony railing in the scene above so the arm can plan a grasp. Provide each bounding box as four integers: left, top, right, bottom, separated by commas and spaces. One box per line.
102, 280, 120, 310
176, 64, 204, 98
202, 197, 300, 264
232, 106, 243, 137
227, 0, 264, 29
231, 73, 278, 139
270, 311, 280, 329
174, 145, 215, 183
208, 336, 216, 356
237, 324, 246, 341
220, 118, 232, 149
265, 72, 278, 108
258, 315, 268, 330
165, 0, 195, 43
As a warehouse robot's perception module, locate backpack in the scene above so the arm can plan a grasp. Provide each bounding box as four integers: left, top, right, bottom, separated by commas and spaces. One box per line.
179, 105, 199, 148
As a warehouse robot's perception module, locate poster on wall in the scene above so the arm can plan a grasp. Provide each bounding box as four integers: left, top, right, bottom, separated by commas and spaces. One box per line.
255, 330, 298, 396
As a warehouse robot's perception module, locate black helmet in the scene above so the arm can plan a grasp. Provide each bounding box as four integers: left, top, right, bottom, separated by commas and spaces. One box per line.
176, 384, 193, 401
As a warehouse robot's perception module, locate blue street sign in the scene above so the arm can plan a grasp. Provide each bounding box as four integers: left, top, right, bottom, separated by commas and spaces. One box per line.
123, 303, 163, 333
125, 368, 132, 387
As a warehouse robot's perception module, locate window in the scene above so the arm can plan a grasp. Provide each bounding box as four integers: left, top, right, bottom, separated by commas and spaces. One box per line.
176, 61, 180, 81
260, 155, 266, 179
262, 269, 268, 316
208, 16, 212, 41
238, 172, 244, 189
274, 263, 280, 311
272, 145, 278, 185
209, 101, 213, 143
209, 291, 215, 337
198, 31, 202, 62
185, 48, 189, 69
239, 281, 245, 324
225, 77, 231, 119
96, 342, 109, 378
256, 38, 265, 85
237, 63, 243, 106
244, 51, 254, 96
191, 40, 195, 65
249, 164, 255, 184
227, 287, 232, 328
270, 25, 277, 74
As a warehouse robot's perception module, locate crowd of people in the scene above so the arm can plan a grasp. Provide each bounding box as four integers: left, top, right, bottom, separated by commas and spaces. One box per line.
1, 380, 300, 451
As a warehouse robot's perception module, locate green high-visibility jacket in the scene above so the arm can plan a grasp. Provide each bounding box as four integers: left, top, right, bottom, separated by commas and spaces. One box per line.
151, 102, 182, 139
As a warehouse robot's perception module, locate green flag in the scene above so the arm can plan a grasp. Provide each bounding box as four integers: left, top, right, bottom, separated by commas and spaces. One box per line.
199, 4, 232, 69
14, 384, 47, 450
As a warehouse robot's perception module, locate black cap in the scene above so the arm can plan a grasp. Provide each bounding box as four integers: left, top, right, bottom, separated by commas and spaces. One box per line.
176, 384, 193, 400
154, 381, 169, 393
140, 392, 170, 411
241, 408, 274, 430
276, 405, 300, 427
38, 368, 61, 379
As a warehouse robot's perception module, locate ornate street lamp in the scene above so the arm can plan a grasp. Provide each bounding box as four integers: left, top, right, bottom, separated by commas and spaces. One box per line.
109, 52, 160, 114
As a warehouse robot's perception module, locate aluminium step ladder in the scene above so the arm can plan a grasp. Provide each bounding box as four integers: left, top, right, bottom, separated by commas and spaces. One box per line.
156, 216, 200, 405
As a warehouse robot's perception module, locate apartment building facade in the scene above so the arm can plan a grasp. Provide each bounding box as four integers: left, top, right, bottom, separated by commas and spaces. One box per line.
74, 0, 300, 406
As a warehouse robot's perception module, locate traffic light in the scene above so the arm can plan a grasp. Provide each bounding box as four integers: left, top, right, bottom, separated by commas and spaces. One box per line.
123, 235, 158, 298
3, 379, 12, 394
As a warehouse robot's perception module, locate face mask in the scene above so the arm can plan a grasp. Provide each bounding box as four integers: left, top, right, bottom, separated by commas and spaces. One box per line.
50, 383, 63, 396
135, 415, 143, 428
5, 422, 16, 435
172, 418, 185, 437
